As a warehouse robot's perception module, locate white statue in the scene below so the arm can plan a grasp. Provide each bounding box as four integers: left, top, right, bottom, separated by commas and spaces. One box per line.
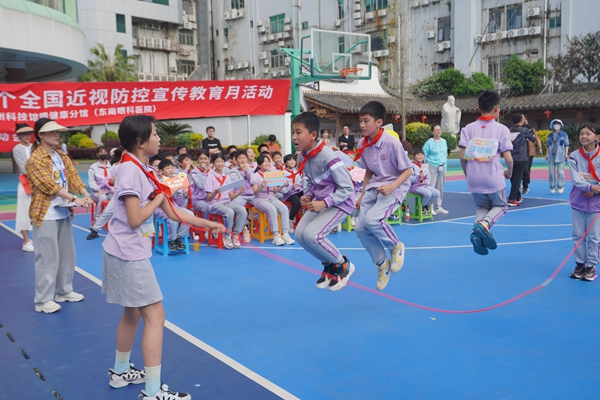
441, 95, 462, 136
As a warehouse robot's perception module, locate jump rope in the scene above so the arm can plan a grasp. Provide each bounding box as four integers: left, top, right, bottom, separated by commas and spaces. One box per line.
123, 145, 594, 314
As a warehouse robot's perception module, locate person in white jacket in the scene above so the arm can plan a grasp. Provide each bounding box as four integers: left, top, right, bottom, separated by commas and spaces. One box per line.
12, 123, 35, 252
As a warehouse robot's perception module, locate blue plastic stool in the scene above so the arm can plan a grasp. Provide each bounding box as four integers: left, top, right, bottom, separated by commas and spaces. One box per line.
154, 217, 190, 257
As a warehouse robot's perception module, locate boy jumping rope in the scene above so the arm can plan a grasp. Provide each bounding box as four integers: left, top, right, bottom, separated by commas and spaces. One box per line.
355, 101, 412, 291
459, 90, 513, 255
292, 112, 357, 291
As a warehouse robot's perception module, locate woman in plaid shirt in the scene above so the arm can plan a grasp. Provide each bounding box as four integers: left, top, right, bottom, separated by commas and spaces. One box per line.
25, 118, 93, 314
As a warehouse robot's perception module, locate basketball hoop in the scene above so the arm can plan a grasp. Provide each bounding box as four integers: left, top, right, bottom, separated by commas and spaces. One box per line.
339, 67, 363, 84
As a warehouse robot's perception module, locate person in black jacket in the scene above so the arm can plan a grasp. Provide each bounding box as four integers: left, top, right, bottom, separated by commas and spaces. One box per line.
508, 114, 536, 206
338, 125, 355, 151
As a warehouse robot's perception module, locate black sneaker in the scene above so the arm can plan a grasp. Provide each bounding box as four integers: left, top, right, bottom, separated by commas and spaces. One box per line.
168, 241, 178, 252
423, 206, 430, 216
570, 263, 585, 279
86, 229, 99, 240
316, 263, 334, 289
174, 238, 186, 250
582, 266, 597, 282
328, 256, 355, 292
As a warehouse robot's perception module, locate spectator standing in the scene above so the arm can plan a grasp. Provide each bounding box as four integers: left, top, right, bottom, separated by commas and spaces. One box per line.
546, 119, 570, 194
508, 114, 536, 206
338, 125, 356, 151
201, 126, 223, 155
422, 124, 449, 215
266, 134, 281, 154
521, 118, 543, 195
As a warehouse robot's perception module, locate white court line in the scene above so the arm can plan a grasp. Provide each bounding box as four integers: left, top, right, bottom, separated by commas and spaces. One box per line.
0, 220, 299, 400
72, 224, 107, 237
442, 221, 572, 227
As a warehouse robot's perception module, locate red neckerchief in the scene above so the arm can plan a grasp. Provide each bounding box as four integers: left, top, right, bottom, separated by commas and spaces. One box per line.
258, 171, 270, 194
196, 165, 208, 174
294, 141, 326, 180
275, 165, 284, 171
579, 146, 600, 182
412, 161, 422, 167
100, 165, 109, 177
212, 171, 227, 199
478, 115, 496, 121
284, 167, 299, 184
354, 128, 384, 162
122, 153, 172, 198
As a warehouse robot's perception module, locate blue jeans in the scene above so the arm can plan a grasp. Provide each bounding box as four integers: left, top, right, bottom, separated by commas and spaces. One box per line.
548, 160, 565, 189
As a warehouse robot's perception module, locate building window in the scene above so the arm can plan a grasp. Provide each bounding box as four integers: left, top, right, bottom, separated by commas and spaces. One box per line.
488, 55, 513, 78
178, 60, 195, 75
302, 21, 308, 30
488, 7, 504, 33
366, 0, 388, 12
437, 18, 450, 42
549, 17, 561, 28
151, 0, 169, 5
120, 49, 128, 59
270, 49, 285, 68
231, 0, 244, 9
507, 4, 522, 30
224, 28, 229, 37
338, 0, 345, 19
437, 62, 453, 72
338, 37, 345, 53
370, 31, 384, 51
116, 14, 126, 33
178, 29, 194, 46
270, 13, 285, 34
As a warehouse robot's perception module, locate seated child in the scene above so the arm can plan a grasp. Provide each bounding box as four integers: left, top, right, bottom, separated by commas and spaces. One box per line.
408, 148, 440, 216
178, 153, 194, 175
250, 155, 295, 246
272, 151, 284, 170
205, 153, 247, 249
281, 154, 304, 232
189, 149, 210, 219
229, 150, 255, 207
154, 159, 194, 252
225, 145, 238, 169
257, 143, 269, 155
88, 145, 113, 219
245, 147, 257, 170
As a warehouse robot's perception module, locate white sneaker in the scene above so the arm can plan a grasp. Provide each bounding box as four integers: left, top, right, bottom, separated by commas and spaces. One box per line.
35, 300, 61, 313
140, 383, 191, 400
108, 363, 145, 388
288, 220, 295, 233
55, 291, 84, 303
376, 260, 391, 291
231, 234, 242, 249
436, 207, 449, 214
22, 241, 34, 252
351, 216, 356, 226
272, 234, 285, 246
431, 208, 437, 216
281, 232, 295, 245
222, 234, 235, 249
558, 188, 564, 194
550, 188, 556, 193
390, 242, 405, 273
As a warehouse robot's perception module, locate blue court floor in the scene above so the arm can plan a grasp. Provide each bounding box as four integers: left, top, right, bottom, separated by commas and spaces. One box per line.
2, 177, 599, 400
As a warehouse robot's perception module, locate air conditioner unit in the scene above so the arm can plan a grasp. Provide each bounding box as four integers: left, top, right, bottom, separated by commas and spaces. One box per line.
354, 18, 363, 26
421, 0, 429, 5
410, 1, 420, 8
230, 9, 238, 19
241, 61, 249, 68
260, 35, 268, 43
223, 11, 231, 20
137, 72, 145, 81
279, 70, 287, 76
188, 14, 196, 21
181, 73, 188, 80
434, 43, 443, 52
268, 34, 275, 41
227, 64, 235, 71
528, 7, 541, 18
153, 74, 160, 81
426, 30, 435, 39
284, 25, 291, 31
387, 35, 395, 43
138, 36, 147, 47
234, 62, 242, 69
284, 58, 290, 66
222, 43, 228, 50
169, 75, 176, 82
170, 66, 177, 73
476, 35, 485, 43
496, 31, 507, 40
283, 32, 291, 38
258, 51, 267, 60
378, 9, 387, 17
334, 19, 342, 27
160, 75, 169, 81
182, 15, 188, 22
258, 26, 267, 33
132, 38, 138, 47
263, 59, 269, 66
140, 23, 148, 29
381, 49, 389, 56
528, 26, 542, 35
372, 50, 383, 57
273, 32, 281, 39
271, 71, 278, 78
278, 40, 286, 46
353, 4, 361, 11
353, 12, 362, 19
163, 39, 171, 50
191, 23, 197, 29
257, 20, 264, 27
486, 33, 495, 42
507, 29, 521, 38
284, 17, 291, 24
155, 38, 163, 49
144, 73, 153, 81
263, 68, 269, 74
184, 21, 192, 29
441, 40, 451, 49
147, 37, 155, 48
365, 12, 374, 20
238, 10, 245, 18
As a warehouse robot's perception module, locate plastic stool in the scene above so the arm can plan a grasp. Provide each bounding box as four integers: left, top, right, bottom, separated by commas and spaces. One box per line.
249, 207, 281, 243
90, 199, 110, 229
341, 215, 355, 232
407, 192, 434, 222
282, 201, 303, 230
192, 209, 207, 244
386, 204, 404, 226
154, 217, 190, 256
207, 214, 224, 249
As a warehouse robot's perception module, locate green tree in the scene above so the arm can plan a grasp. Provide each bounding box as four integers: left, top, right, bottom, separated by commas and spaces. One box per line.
155, 121, 193, 147
501, 56, 546, 95
412, 69, 493, 97
79, 43, 137, 82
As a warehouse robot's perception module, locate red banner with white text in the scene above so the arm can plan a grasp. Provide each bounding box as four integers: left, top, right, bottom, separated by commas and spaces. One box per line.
0, 79, 290, 152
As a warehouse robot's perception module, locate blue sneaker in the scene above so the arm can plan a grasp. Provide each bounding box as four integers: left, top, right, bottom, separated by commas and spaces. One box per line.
473, 221, 497, 250
470, 232, 489, 255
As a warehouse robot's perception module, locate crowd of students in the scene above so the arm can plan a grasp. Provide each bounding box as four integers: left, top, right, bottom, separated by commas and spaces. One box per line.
12, 91, 600, 400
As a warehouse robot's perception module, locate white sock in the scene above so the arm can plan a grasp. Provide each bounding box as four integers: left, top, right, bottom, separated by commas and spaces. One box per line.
145, 365, 161, 396
113, 350, 130, 374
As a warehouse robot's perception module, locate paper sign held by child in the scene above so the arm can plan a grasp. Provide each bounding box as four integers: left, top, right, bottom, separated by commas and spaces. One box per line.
351, 168, 366, 182
264, 171, 287, 187
162, 172, 189, 192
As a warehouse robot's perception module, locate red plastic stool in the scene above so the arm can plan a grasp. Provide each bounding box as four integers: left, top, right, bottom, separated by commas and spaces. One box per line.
207, 213, 224, 249
90, 200, 110, 230
192, 209, 207, 244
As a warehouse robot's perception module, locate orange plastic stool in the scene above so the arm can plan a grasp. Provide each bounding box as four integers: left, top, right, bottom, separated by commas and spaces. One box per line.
249, 207, 281, 243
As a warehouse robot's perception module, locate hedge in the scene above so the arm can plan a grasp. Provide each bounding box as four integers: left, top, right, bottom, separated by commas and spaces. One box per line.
66, 147, 96, 159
